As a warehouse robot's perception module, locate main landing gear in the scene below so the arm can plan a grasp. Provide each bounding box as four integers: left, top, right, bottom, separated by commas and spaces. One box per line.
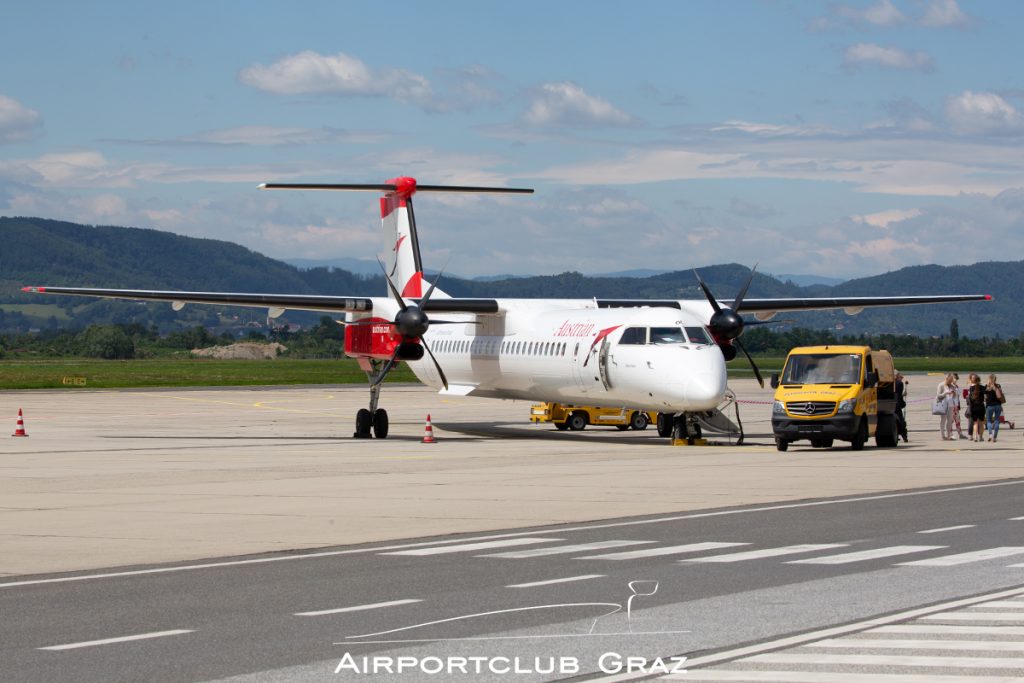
354, 360, 392, 439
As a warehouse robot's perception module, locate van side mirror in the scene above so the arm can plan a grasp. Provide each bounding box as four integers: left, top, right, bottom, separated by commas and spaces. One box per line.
770, 372, 780, 389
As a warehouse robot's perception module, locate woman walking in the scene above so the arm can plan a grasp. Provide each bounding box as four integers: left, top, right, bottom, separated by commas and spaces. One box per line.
936, 374, 957, 440
966, 374, 987, 442
950, 373, 964, 439
985, 374, 1006, 442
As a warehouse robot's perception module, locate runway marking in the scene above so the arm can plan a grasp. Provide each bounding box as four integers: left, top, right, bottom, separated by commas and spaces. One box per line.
874, 624, 1024, 635
786, 545, 946, 565
1009, 517, 1024, 521
979, 600, 1024, 608
382, 538, 561, 556
39, 629, 193, 651
506, 574, 605, 588
917, 524, 976, 534
681, 544, 847, 563
588, 584, 1024, 682
482, 540, 652, 559
898, 546, 1024, 566
748, 652, 1024, 668
578, 542, 748, 561
808, 637, 1024, 651
661, 672, 1016, 681
5, 479, 1023, 590
294, 599, 421, 617
920, 611, 1024, 622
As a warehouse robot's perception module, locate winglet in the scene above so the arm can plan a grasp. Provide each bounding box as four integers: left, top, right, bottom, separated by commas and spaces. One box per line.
22, 286, 44, 293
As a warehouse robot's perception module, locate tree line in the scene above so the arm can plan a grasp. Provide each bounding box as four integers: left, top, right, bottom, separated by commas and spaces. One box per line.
1, 318, 1022, 361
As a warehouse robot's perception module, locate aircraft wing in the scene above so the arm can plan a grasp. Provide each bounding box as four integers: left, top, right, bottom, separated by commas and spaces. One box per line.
598, 294, 991, 313
20, 286, 500, 315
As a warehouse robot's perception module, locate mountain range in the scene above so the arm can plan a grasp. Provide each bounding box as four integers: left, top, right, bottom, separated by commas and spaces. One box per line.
0, 216, 1015, 338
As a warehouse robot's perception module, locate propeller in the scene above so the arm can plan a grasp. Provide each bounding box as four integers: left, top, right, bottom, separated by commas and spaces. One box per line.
371, 259, 453, 390
694, 265, 765, 388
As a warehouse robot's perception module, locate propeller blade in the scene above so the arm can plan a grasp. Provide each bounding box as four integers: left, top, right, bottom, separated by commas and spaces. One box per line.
693, 269, 722, 313
376, 257, 408, 312
371, 348, 401, 386
428, 319, 482, 325
731, 263, 759, 312
735, 338, 765, 389
420, 337, 448, 391
743, 317, 796, 327
420, 260, 450, 307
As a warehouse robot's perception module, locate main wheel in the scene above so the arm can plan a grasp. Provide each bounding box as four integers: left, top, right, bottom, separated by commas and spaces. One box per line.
656, 413, 673, 438
567, 411, 588, 431
851, 418, 868, 451
372, 409, 389, 439
629, 411, 649, 431
354, 408, 372, 438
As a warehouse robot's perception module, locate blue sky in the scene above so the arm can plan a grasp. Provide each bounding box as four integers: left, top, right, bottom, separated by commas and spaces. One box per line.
2, 0, 1023, 279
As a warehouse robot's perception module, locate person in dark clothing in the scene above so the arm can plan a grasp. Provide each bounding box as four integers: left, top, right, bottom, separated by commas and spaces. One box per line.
967, 373, 986, 442
894, 372, 908, 442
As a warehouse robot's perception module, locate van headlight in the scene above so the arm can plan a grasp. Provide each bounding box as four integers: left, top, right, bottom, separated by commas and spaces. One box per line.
836, 399, 854, 414
773, 401, 786, 414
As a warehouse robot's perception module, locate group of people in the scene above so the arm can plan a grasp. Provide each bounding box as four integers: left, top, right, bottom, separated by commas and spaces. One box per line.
936, 372, 1008, 442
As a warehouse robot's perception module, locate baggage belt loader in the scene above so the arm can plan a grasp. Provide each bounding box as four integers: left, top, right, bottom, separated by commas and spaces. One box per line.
770, 345, 898, 451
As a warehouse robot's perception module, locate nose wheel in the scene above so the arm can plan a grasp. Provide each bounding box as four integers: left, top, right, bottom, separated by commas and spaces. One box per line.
354, 361, 392, 439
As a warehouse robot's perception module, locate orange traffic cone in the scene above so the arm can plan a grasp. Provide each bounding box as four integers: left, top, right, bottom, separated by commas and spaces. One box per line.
12, 409, 28, 437
422, 414, 436, 444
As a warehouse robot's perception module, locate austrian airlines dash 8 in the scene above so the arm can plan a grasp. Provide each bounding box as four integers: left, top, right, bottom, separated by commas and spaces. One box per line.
24, 177, 990, 440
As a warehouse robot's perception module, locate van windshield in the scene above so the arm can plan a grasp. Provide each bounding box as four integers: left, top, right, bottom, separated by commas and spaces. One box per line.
781, 353, 862, 384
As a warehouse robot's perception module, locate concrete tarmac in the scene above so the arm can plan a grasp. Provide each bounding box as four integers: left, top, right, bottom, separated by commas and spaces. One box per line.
1, 374, 1021, 577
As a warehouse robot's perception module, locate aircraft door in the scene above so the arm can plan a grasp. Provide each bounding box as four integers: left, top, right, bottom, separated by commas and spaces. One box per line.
598, 338, 613, 390
571, 341, 587, 390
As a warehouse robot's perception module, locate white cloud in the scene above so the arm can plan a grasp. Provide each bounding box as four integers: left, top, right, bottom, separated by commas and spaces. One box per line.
239, 51, 434, 107
523, 82, 632, 126
836, 0, 907, 27
920, 0, 972, 27
945, 91, 1024, 135
0, 96, 42, 143
843, 43, 934, 72
852, 208, 922, 227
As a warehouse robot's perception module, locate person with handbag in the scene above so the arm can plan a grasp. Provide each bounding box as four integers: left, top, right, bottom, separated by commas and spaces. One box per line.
985, 374, 1006, 443
950, 373, 965, 439
935, 374, 957, 440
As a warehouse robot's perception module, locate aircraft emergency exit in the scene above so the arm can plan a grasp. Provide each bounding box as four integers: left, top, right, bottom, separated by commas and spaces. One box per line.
23, 177, 991, 440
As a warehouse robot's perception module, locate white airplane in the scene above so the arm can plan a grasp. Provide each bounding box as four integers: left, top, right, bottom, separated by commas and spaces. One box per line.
23, 177, 990, 440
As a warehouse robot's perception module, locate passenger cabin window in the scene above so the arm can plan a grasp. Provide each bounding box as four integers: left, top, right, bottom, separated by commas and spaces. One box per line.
619, 327, 646, 345
650, 327, 685, 344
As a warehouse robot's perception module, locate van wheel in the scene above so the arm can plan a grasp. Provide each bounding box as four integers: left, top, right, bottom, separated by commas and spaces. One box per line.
851, 419, 868, 450
876, 414, 898, 448
775, 437, 789, 452
567, 411, 588, 431
630, 411, 649, 430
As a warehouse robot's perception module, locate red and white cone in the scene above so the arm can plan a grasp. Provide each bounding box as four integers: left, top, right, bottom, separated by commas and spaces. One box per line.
12, 409, 28, 437
422, 414, 436, 444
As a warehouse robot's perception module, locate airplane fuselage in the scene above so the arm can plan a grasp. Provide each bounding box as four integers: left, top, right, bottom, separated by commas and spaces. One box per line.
370, 301, 729, 413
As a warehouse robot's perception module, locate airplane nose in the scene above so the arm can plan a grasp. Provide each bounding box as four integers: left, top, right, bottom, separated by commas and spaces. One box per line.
666, 348, 727, 410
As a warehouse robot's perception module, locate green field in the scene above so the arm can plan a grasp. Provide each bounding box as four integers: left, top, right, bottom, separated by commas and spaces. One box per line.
0, 358, 417, 390
0, 356, 1021, 391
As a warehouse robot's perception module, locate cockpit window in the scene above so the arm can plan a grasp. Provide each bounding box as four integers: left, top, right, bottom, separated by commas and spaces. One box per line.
619, 327, 647, 345
685, 326, 713, 345
650, 327, 686, 344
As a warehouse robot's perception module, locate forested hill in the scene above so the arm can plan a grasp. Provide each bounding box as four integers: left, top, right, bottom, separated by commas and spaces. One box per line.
0, 216, 1017, 337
